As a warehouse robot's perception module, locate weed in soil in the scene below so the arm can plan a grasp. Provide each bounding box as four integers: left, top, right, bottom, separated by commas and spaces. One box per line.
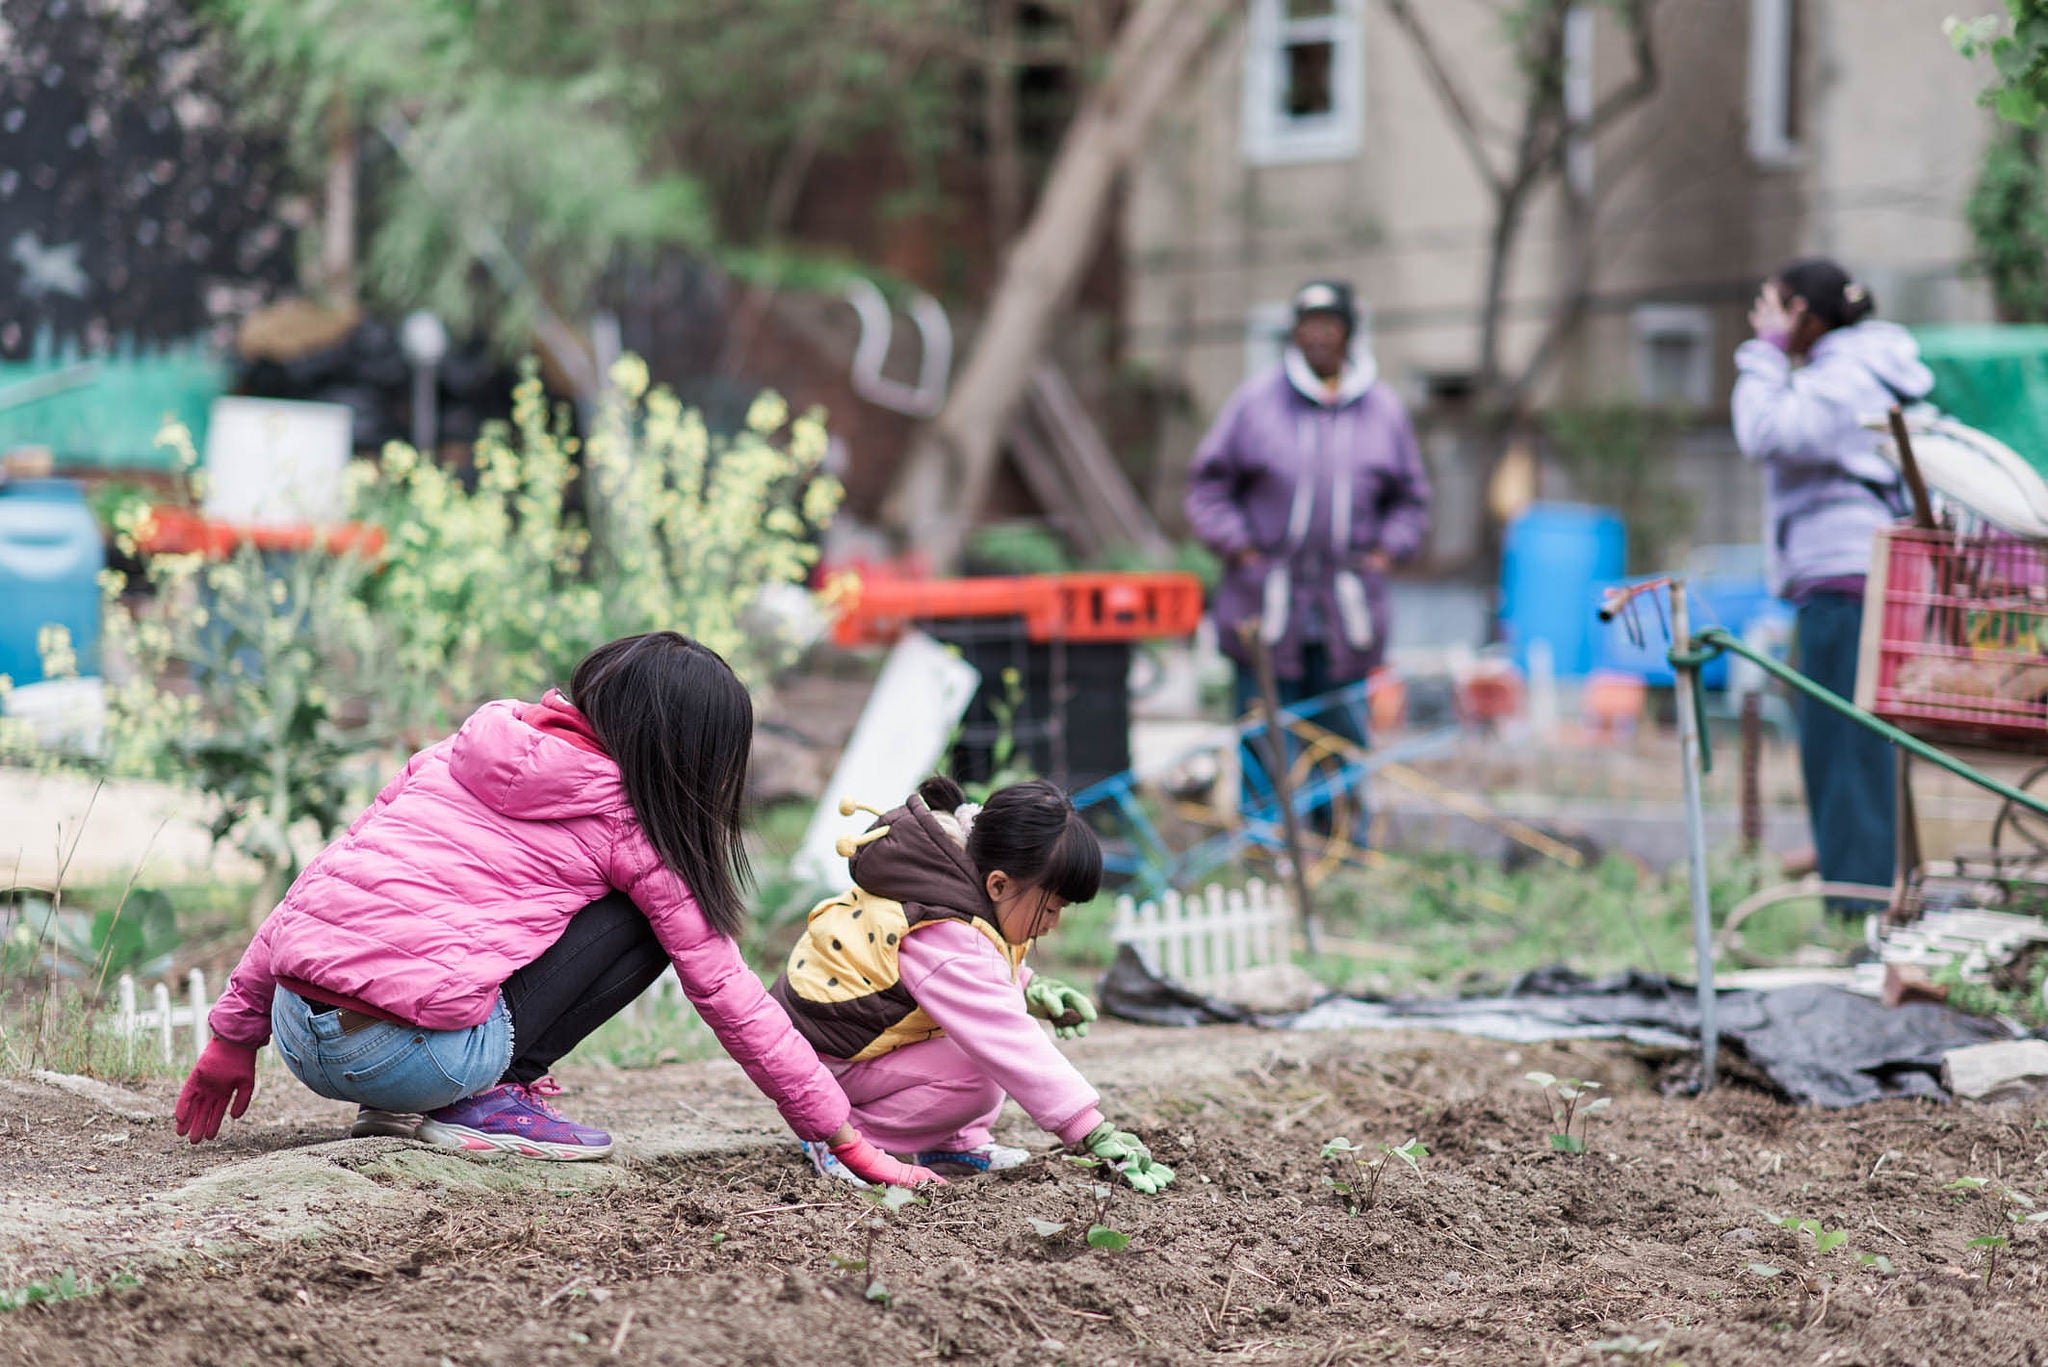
1525, 1071, 1610, 1154
1320, 1134, 1427, 1215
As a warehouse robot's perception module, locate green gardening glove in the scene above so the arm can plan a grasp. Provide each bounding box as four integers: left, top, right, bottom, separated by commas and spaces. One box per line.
1024, 976, 1098, 1040
1080, 1121, 1176, 1195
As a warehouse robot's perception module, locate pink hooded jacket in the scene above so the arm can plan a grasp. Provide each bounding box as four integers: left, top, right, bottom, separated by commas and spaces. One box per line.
207, 692, 850, 1141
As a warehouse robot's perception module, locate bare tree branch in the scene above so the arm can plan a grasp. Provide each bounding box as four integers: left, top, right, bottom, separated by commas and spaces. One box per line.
1381, 0, 1507, 197
1526, 0, 1661, 181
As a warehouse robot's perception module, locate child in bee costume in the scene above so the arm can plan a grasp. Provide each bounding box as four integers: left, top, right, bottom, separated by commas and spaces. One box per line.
773, 776, 1175, 1191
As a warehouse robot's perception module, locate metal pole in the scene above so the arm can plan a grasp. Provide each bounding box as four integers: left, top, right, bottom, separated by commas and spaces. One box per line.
410, 362, 438, 457
1238, 622, 1321, 956
1671, 580, 1718, 1090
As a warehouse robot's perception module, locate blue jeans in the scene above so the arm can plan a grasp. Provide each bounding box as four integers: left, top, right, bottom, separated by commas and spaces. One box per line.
271, 986, 513, 1113
1794, 591, 1897, 911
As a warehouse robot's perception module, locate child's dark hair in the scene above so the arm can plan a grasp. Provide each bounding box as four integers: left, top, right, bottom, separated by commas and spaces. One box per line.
1774, 257, 1876, 331
916, 776, 1102, 904
571, 632, 754, 939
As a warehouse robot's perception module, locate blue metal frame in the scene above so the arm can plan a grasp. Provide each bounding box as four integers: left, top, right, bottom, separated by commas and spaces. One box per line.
1072, 680, 1459, 897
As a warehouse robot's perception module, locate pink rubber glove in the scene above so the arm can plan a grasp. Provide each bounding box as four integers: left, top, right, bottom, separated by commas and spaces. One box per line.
830, 1135, 946, 1187
174, 1038, 258, 1143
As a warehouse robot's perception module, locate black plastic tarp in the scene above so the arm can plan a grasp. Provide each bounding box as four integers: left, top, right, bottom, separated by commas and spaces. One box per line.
1097, 954, 2016, 1108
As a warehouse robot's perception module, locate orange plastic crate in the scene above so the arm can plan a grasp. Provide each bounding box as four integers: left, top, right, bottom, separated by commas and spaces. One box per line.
134, 506, 387, 560
1858, 528, 2048, 747
833, 571, 1204, 647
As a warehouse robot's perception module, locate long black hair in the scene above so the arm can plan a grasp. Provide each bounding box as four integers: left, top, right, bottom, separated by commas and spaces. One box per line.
1774, 257, 1877, 332
917, 775, 1102, 905
571, 632, 754, 938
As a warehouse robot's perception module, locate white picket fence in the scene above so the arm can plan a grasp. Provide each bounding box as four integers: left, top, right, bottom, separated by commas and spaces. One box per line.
113, 969, 213, 1064
1111, 880, 1291, 993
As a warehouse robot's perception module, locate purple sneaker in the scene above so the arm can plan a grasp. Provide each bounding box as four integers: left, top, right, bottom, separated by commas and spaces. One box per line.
416, 1078, 613, 1161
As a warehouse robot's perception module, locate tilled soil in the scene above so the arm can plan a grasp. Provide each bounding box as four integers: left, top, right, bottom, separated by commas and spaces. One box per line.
3, 1025, 2047, 1366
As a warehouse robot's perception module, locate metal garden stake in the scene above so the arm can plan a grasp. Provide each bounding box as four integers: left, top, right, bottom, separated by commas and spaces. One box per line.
1670, 580, 1719, 1089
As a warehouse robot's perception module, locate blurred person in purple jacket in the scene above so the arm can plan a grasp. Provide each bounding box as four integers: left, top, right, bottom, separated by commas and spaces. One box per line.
1184, 281, 1431, 769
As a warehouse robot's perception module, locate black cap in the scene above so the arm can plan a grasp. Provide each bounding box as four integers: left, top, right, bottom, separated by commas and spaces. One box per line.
1292, 279, 1357, 332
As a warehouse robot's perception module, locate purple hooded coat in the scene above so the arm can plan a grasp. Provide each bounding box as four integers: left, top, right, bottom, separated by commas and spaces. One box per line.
1184, 348, 1431, 679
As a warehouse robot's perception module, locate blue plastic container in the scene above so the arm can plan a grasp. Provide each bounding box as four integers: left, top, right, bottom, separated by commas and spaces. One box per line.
1499, 503, 1626, 677
1593, 548, 1789, 688
0, 479, 105, 685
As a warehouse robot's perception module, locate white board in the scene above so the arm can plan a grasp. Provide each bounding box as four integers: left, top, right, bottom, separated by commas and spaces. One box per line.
202, 396, 353, 527
792, 631, 980, 885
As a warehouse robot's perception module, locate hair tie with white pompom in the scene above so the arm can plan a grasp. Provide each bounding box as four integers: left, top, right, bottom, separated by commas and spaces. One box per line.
954, 803, 982, 839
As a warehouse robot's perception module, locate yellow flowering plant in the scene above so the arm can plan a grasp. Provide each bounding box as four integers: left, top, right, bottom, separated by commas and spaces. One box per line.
354, 354, 843, 741
14, 356, 841, 918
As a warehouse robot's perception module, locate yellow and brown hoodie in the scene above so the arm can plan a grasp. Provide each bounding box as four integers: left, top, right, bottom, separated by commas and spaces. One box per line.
770, 795, 1026, 1063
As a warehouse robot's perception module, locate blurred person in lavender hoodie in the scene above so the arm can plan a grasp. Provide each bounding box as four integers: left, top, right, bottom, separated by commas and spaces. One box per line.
1734, 257, 1932, 912
1183, 280, 1431, 812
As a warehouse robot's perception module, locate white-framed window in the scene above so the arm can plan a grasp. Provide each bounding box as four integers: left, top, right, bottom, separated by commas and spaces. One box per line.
1242, 298, 1372, 379
1563, 5, 1595, 198
1241, 0, 1365, 166
1747, 0, 1801, 166
1631, 305, 1715, 408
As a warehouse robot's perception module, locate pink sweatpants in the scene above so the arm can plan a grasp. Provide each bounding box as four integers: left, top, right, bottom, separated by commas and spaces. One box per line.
825, 1035, 1004, 1154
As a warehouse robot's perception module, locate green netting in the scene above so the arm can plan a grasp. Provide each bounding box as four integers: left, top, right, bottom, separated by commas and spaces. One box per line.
0, 345, 226, 472
1910, 324, 2048, 478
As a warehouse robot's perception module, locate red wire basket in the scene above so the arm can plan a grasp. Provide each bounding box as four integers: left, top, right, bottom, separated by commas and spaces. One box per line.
1858, 528, 2048, 748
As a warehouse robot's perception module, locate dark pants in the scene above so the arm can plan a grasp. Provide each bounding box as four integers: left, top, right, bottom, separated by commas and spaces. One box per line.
1794, 592, 1897, 911
1232, 641, 1369, 835
498, 892, 670, 1084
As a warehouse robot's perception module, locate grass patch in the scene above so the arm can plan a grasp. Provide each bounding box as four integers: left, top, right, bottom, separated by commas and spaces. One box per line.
0, 980, 193, 1083
560, 986, 727, 1071
1308, 849, 1862, 997
0, 1268, 138, 1313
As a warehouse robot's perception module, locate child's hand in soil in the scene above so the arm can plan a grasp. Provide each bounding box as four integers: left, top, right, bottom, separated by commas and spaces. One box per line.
1025, 977, 1098, 1039
1079, 1121, 1177, 1194
830, 1133, 946, 1187
174, 1039, 258, 1143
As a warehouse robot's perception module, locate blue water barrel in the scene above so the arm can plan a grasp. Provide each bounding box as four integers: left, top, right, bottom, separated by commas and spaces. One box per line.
0, 479, 104, 685
1500, 503, 1626, 677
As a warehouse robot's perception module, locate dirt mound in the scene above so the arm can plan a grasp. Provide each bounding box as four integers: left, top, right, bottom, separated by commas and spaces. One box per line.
3, 1027, 2046, 1365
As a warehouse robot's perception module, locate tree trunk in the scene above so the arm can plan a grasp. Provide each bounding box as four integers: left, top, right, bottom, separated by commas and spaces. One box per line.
322, 95, 357, 310
884, 0, 1232, 570
985, 0, 1024, 254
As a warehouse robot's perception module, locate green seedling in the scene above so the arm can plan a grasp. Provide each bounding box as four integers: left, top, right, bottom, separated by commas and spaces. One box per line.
1943, 1177, 2048, 1289
1750, 1213, 1877, 1327
830, 1184, 921, 1308
1028, 1182, 1131, 1250
0, 1268, 136, 1313
1319, 1136, 1428, 1215
1085, 1182, 1131, 1251
1525, 1072, 1610, 1154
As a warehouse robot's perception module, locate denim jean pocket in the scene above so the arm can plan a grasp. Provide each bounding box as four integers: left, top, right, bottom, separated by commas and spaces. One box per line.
329, 1030, 470, 1113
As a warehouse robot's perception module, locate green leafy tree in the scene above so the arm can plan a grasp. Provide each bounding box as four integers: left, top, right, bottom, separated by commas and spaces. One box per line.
1953, 5, 2048, 319
1964, 126, 2048, 320
1950, 3, 2048, 126
206, 0, 1007, 393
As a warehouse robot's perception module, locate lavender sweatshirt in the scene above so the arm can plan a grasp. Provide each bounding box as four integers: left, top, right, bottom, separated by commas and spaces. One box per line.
1732, 321, 1932, 596
1184, 347, 1431, 678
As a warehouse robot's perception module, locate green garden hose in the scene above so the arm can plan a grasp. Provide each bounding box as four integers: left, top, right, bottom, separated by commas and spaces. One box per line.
1672, 626, 2048, 819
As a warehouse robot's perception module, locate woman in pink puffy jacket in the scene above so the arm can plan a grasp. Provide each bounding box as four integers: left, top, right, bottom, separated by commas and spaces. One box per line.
174, 631, 939, 1184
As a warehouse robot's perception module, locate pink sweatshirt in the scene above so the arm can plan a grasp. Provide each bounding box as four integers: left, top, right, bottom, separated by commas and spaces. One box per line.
897, 920, 1104, 1145
207, 692, 850, 1141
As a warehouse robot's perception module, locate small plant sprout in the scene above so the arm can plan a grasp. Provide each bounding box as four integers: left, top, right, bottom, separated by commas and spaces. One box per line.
1943, 1177, 2048, 1289
830, 1184, 921, 1308
1524, 1073, 1610, 1154
1319, 1136, 1428, 1215
1085, 1183, 1131, 1251
1750, 1212, 1892, 1326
